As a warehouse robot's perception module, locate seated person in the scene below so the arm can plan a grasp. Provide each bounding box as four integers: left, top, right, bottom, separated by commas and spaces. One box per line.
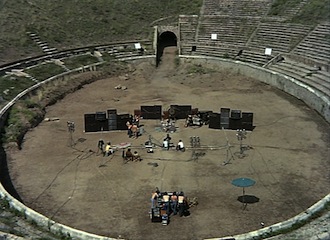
105, 142, 114, 156
133, 151, 141, 162
163, 139, 169, 149
176, 140, 185, 151
125, 148, 134, 161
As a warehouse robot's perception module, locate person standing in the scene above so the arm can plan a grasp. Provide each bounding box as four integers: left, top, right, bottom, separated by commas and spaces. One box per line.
171, 192, 178, 215
178, 193, 186, 217
97, 139, 105, 155
151, 189, 159, 208
164, 134, 171, 150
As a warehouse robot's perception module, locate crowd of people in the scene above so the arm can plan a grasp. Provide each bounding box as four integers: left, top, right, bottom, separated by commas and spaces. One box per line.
126, 115, 141, 139
151, 189, 189, 218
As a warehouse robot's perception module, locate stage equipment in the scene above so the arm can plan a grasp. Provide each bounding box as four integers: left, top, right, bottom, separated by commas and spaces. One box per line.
229, 117, 242, 130
231, 110, 242, 119
95, 111, 107, 121
141, 105, 162, 119
197, 111, 212, 125
236, 129, 247, 158
169, 105, 192, 119
117, 113, 131, 130
222, 127, 235, 166
107, 109, 117, 118
190, 136, 200, 148
241, 112, 254, 131
67, 121, 75, 147
84, 113, 98, 132
209, 113, 221, 129
220, 108, 230, 129
108, 113, 117, 130
185, 115, 202, 127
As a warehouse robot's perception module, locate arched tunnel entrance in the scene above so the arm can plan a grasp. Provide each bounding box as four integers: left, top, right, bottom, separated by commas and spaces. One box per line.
156, 31, 177, 66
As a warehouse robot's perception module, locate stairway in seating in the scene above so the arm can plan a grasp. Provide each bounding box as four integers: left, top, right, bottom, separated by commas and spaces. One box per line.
27, 32, 58, 55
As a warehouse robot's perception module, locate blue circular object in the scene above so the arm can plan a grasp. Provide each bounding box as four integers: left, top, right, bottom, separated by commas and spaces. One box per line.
232, 178, 256, 188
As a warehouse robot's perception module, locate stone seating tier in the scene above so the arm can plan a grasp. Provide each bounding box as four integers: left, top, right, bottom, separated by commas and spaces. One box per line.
291, 23, 330, 65
248, 23, 311, 53
203, 0, 272, 17
268, 61, 330, 97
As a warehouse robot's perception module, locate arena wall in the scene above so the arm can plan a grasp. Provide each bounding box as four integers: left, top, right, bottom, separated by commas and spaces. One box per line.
0, 55, 329, 239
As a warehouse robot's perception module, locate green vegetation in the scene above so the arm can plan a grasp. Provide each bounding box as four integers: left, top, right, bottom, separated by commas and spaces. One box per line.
187, 64, 215, 74
268, 0, 303, 16
3, 100, 44, 143
0, 75, 35, 101
63, 54, 99, 69
0, 0, 202, 64
24, 63, 65, 81
269, 0, 330, 25
291, 0, 330, 24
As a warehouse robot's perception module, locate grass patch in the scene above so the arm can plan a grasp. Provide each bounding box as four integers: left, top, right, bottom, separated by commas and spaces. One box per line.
0, 0, 202, 63
291, 0, 330, 24
268, 0, 303, 16
0, 75, 35, 101
24, 63, 65, 81
187, 64, 215, 74
63, 54, 99, 69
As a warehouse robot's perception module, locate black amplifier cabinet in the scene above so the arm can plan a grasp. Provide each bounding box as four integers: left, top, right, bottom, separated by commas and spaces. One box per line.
169, 105, 192, 119
85, 114, 109, 132
141, 105, 162, 119
117, 113, 131, 130
209, 113, 221, 129
241, 112, 254, 131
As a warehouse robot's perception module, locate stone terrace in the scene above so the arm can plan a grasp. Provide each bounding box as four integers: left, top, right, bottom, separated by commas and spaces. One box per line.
203, 0, 272, 17
292, 22, 330, 67
247, 22, 311, 54
197, 16, 260, 46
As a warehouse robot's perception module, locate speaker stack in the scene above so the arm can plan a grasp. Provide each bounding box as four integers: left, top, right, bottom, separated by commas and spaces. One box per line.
84, 113, 98, 132
229, 110, 242, 130
107, 109, 117, 131
95, 111, 109, 131
241, 112, 254, 131
220, 108, 230, 129
141, 105, 162, 119
117, 113, 131, 130
169, 105, 192, 119
208, 112, 221, 129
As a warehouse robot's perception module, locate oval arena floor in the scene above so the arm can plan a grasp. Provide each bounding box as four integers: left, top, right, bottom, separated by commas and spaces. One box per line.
7, 48, 330, 240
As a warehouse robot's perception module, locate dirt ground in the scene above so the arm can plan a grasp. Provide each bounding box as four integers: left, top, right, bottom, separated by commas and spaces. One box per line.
7, 47, 330, 240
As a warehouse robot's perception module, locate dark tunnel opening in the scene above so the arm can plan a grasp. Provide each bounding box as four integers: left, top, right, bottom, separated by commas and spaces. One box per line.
156, 31, 177, 67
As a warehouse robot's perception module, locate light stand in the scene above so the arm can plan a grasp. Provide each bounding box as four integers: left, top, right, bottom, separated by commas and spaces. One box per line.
236, 129, 247, 158
222, 128, 235, 165
190, 136, 201, 161
67, 121, 75, 147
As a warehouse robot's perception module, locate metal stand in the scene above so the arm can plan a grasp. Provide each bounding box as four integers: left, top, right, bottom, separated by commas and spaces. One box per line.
236, 129, 247, 158
222, 128, 235, 165
190, 136, 201, 162
67, 121, 75, 147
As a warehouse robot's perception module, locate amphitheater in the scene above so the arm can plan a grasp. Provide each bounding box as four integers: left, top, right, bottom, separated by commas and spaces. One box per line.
0, 1, 329, 240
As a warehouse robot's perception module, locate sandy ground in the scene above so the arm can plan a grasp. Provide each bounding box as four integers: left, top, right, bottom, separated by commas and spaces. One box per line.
7, 47, 330, 240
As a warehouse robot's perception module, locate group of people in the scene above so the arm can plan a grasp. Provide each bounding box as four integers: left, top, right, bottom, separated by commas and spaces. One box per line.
126, 115, 141, 139
124, 148, 141, 162
162, 134, 185, 151
151, 189, 188, 217
98, 139, 115, 156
